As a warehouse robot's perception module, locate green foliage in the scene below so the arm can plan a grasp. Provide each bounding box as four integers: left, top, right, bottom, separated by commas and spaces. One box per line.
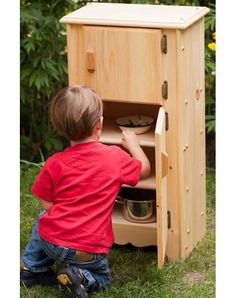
20, 0, 215, 161
20, 0, 77, 161
204, 3, 215, 134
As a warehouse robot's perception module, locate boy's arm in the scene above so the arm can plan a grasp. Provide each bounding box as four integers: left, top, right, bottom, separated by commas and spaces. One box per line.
40, 199, 54, 212
121, 130, 151, 179
31, 156, 57, 210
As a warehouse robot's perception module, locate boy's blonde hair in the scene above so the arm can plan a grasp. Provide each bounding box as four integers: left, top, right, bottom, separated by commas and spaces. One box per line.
50, 85, 103, 141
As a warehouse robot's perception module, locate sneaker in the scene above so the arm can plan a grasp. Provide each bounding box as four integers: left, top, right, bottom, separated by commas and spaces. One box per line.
20, 268, 57, 287
57, 266, 88, 298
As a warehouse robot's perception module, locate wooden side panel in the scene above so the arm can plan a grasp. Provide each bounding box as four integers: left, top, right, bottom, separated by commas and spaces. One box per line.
176, 19, 206, 259
66, 25, 82, 85
78, 26, 163, 104
155, 107, 168, 268
162, 30, 181, 260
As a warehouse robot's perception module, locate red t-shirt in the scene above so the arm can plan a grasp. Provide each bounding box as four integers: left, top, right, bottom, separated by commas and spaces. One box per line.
32, 141, 141, 254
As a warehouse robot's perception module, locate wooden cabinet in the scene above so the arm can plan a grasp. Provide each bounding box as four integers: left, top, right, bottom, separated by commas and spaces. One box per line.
60, 3, 210, 268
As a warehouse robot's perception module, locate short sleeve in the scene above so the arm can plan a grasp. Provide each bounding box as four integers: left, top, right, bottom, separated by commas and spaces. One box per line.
31, 157, 57, 202
116, 147, 142, 186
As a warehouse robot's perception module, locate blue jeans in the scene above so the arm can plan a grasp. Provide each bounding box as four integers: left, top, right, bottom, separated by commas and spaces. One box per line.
22, 212, 110, 291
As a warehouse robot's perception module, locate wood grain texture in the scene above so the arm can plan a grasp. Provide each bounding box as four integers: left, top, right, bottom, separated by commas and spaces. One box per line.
176, 20, 206, 259
112, 203, 157, 247
155, 107, 168, 268
66, 24, 81, 85
78, 26, 163, 104
60, 3, 210, 30
162, 29, 181, 260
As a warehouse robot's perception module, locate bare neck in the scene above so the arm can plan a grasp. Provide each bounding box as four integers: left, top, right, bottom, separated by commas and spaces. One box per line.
70, 136, 97, 146
70, 129, 100, 146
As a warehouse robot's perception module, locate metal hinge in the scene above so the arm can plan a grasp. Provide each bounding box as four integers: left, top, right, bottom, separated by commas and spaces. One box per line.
161, 35, 167, 54
167, 210, 171, 229
165, 111, 169, 131
162, 81, 168, 100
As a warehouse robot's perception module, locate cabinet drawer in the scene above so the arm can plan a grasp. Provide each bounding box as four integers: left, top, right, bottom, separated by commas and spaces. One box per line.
78, 26, 163, 104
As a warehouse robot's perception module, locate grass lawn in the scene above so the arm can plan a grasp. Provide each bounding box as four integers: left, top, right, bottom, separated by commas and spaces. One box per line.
20, 165, 215, 298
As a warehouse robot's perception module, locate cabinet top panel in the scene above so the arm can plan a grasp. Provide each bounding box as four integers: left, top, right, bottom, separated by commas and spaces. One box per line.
60, 3, 209, 29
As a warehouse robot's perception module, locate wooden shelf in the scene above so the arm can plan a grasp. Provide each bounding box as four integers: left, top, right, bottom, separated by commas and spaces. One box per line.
100, 118, 155, 147
100, 118, 157, 190
123, 171, 156, 190
112, 203, 157, 247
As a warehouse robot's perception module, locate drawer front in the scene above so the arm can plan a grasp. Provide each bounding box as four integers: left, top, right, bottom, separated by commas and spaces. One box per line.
79, 26, 163, 104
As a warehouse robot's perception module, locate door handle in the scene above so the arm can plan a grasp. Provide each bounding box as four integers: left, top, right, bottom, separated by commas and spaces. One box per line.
86, 50, 95, 72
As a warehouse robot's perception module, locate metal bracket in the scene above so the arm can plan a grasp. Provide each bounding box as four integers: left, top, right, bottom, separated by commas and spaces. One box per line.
165, 112, 169, 131
167, 210, 171, 229
161, 35, 168, 54
162, 81, 168, 100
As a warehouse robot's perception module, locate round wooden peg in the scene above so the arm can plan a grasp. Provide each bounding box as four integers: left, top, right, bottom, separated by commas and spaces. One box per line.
185, 100, 188, 105
187, 229, 190, 234
201, 211, 204, 216
185, 245, 188, 250
186, 187, 190, 192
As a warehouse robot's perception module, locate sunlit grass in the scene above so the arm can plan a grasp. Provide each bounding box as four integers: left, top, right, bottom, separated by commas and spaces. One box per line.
20, 166, 215, 297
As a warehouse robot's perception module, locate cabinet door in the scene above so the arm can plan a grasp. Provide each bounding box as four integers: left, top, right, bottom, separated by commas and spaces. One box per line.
155, 107, 168, 268
79, 26, 163, 104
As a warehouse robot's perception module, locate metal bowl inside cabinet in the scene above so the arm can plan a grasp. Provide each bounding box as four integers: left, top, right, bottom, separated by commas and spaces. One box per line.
117, 188, 157, 223
123, 199, 156, 223
115, 115, 154, 134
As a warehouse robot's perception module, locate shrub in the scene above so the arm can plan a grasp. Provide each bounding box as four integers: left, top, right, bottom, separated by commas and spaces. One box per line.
20, 0, 78, 160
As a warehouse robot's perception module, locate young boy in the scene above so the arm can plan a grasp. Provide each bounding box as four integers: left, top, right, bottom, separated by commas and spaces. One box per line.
20, 85, 151, 297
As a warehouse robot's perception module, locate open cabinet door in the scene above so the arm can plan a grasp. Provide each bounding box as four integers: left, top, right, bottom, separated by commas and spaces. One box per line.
155, 107, 168, 268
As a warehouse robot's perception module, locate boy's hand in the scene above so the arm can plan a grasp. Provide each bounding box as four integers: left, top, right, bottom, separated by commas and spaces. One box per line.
121, 130, 151, 179
121, 130, 140, 152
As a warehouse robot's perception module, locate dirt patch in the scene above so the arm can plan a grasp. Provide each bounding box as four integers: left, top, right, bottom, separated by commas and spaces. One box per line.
184, 272, 205, 286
